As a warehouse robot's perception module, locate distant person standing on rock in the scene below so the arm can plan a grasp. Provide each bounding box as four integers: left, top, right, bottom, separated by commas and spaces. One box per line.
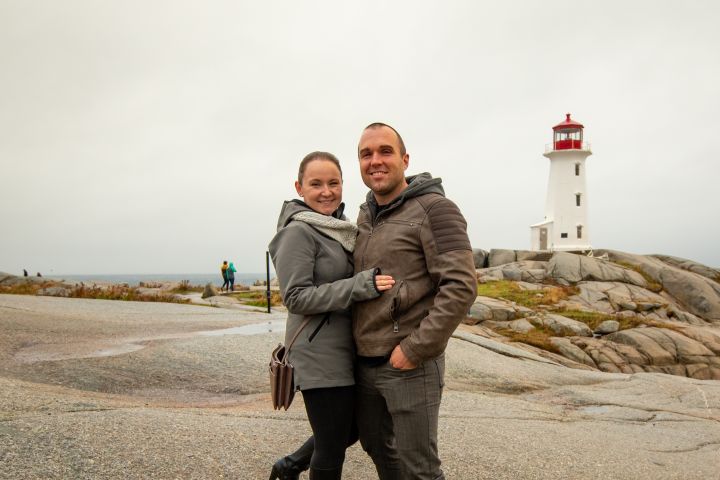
220, 261, 229, 292
226, 261, 237, 292
268, 151, 395, 480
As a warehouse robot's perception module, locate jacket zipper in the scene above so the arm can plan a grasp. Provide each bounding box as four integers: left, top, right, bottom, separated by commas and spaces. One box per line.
307, 313, 330, 343
390, 281, 405, 333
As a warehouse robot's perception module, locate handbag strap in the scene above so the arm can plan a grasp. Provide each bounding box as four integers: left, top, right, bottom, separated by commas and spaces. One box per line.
284, 312, 330, 355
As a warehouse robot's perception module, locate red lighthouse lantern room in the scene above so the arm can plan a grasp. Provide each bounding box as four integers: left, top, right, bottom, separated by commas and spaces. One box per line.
552, 113, 584, 150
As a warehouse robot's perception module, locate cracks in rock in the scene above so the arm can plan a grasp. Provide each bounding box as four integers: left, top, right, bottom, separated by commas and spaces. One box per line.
695, 385, 714, 417
0, 304, 35, 313
441, 414, 563, 423
64, 407, 115, 413
648, 441, 720, 454
0, 407, 120, 423
569, 400, 720, 424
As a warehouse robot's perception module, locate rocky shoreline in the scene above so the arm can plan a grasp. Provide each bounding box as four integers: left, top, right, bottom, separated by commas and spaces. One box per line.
1, 249, 720, 478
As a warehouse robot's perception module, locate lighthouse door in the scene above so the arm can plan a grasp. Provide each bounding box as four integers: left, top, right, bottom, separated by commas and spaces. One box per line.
539, 228, 548, 250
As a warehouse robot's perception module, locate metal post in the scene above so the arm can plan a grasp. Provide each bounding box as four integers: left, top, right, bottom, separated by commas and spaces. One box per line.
266, 251, 271, 314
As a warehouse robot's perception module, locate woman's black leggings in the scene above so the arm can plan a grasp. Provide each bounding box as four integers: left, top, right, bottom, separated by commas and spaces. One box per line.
302, 385, 356, 470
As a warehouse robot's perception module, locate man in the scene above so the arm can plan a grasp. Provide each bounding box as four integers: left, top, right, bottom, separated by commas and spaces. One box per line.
353, 123, 477, 479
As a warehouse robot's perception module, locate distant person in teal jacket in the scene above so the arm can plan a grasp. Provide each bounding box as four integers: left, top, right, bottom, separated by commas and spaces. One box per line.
226, 261, 237, 292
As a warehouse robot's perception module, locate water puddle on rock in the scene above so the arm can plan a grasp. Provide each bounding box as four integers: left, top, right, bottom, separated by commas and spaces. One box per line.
14, 320, 286, 363
199, 320, 286, 336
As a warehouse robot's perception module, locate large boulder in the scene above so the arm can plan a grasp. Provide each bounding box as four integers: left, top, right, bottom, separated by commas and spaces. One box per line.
678, 326, 720, 354
488, 249, 517, 267
487, 249, 553, 267
472, 249, 489, 269
529, 313, 593, 337
516, 250, 554, 262
566, 282, 669, 316
561, 327, 720, 379
477, 261, 548, 284
608, 328, 718, 370
602, 250, 720, 322
546, 252, 647, 287
595, 320, 620, 335
482, 318, 536, 333
549, 337, 597, 367
465, 296, 534, 325
201, 283, 218, 299
652, 254, 720, 282
0, 272, 47, 286
657, 267, 720, 322
37, 286, 72, 297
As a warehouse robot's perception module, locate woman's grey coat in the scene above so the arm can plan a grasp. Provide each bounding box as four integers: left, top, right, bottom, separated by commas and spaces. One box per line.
269, 200, 380, 391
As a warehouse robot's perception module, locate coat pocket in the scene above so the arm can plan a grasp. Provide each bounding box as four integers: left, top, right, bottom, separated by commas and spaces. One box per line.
307, 313, 331, 343
389, 281, 409, 333
434, 354, 445, 388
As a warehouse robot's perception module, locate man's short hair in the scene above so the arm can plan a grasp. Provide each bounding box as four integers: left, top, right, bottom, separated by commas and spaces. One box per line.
361, 122, 407, 157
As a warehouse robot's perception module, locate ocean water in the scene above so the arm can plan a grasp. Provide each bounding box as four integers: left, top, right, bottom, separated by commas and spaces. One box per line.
46, 273, 271, 287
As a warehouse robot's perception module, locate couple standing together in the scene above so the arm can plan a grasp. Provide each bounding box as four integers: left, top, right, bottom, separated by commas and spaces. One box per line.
269, 123, 477, 479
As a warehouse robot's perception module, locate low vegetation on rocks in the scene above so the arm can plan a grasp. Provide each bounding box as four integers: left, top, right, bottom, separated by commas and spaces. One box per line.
229, 290, 283, 307
0, 275, 191, 305
495, 324, 562, 354
476, 280, 577, 308
69, 284, 191, 303
168, 279, 205, 294
545, 309, 616, 330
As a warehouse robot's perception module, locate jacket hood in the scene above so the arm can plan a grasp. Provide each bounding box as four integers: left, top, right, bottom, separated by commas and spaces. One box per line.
275, 199, 346, 231
364, 172, 444, 215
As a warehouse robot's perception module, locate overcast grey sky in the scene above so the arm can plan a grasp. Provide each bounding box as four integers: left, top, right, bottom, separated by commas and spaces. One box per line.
1, 0, 719, 275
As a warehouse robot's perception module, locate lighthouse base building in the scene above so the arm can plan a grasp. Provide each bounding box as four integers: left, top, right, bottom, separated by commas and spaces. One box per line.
531, 114, 593, 252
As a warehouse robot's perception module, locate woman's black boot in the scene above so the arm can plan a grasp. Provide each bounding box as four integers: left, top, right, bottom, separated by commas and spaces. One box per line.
268, 456, 306, 480
268, 437, 313, 480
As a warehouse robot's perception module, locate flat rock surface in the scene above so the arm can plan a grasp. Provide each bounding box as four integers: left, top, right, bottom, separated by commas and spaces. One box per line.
1, 294, 720, 479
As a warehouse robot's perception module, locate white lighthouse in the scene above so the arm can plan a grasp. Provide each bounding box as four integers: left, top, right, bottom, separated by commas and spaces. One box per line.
530, 113, 592, 252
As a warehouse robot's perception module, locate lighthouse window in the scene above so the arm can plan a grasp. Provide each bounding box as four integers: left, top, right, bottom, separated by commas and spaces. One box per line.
577, 225, 583, 239
575, 163, 580, 176
561, 233, 568, 238
576, 194, 581, 206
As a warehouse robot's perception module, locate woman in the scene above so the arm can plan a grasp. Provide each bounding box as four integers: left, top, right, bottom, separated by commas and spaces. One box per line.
268, 152, 394, 480
226, 261, 236, 292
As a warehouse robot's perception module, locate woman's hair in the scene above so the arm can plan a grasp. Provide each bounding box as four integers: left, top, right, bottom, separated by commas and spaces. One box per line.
298, 151, 342, 184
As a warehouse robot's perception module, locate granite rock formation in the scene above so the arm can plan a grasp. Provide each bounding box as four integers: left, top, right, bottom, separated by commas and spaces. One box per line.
472, 249, 720, 380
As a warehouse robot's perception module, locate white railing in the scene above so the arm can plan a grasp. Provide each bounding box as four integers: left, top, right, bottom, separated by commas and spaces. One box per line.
545, 141, 592, 153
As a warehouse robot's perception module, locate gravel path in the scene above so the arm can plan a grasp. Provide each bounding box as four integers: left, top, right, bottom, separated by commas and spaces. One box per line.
2, 294, 719, 479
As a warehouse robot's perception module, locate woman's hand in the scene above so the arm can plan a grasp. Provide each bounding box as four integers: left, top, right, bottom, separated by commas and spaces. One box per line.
374, 274, 395, 292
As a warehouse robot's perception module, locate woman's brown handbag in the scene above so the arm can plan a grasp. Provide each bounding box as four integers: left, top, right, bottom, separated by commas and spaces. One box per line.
269, 316, 312, 410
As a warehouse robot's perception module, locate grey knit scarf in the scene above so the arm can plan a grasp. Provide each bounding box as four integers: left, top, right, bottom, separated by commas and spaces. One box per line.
292, 211, 358, 252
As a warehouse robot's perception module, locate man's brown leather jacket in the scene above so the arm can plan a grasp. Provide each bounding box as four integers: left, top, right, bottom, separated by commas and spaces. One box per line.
353, 173, 478, 365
